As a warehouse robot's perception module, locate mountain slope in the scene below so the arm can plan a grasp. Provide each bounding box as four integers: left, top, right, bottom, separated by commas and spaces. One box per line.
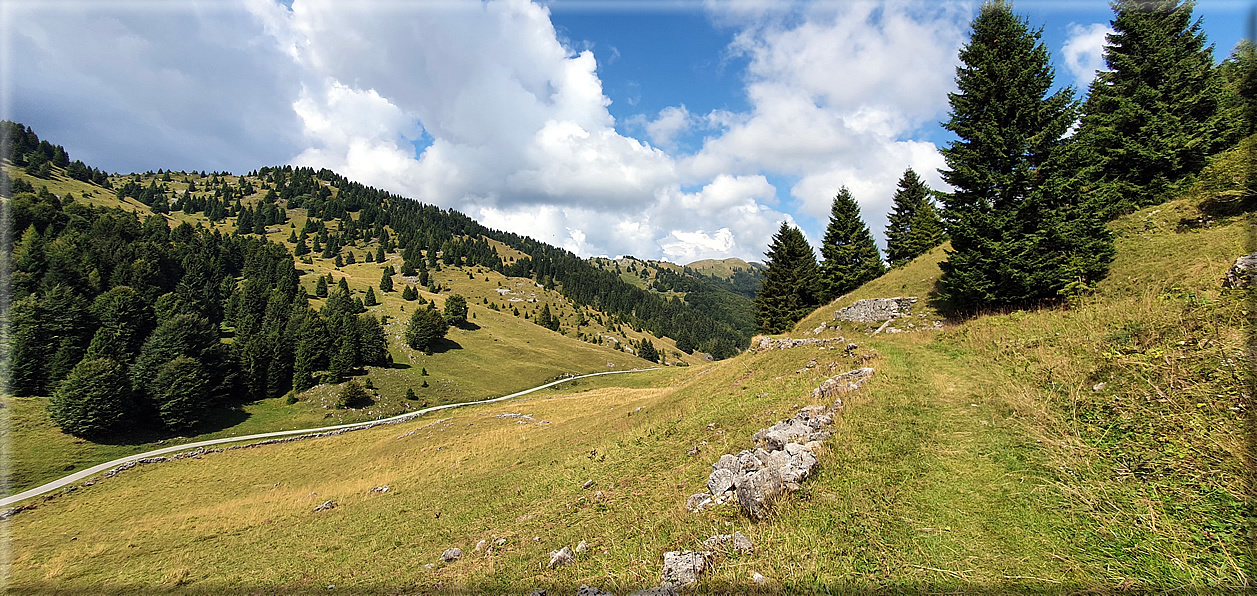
7, 139, 1251, 592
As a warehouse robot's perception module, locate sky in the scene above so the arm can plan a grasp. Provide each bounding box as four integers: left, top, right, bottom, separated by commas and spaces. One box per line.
3, 0, 1252, 264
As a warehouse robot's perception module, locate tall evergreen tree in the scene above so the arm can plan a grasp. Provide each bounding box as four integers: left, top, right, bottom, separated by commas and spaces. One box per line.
818, 187, 885, 300
884, 168, 946, 268
380, 267, 394, 292
753, 223, 821, 334
1078, 0, 1231, 217
939, 1, 1113, 309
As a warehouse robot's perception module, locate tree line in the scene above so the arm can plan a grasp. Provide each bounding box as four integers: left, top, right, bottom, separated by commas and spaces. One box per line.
754, 0, 1255, 332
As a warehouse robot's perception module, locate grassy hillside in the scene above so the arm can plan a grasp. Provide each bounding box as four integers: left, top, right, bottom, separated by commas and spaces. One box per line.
7, 156, 1251, 593
2, 164, 710, 497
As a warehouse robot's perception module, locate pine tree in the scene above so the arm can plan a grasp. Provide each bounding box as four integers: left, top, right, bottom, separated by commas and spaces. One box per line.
1078, 0, 1231, 217
818, 187, 886, 300
335, 379, 372, 409
753, 222, 821, 334
364, 286, 378, 306
380, 267, 394, 292
402, 285, 418, 301
315, 275, 328, 298
884, 168, 946, 268
375, 245, 386, 263
939, 1, 1113, 309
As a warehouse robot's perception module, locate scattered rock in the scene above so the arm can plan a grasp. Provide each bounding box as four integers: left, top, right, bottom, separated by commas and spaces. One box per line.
474, 539, 487, 552
548, 546, 575, 569
441, 547, 462, 562
660, 550, 709, 587
747, 336, 847, 353
313, 500, 336, 512
735, 465, 783, 520
576, 540, 589, 554
577, 586, 613, 596
582, 479, 595, 490
833, 297, 917, 323
369, 486, 389, 493
702, 531, 754, 554
706, 468, 736, 495
1225, 253, 1257, 288
685, 493, 713, 513
753, 572, 766, 585
529, 590, 547, 596
812, 367, 875, 403
629, 586, 679, 596
424, 563, 434, 570
594, 490, 604, 501
494, 538, 508, 546
1093, 382, 1107, 392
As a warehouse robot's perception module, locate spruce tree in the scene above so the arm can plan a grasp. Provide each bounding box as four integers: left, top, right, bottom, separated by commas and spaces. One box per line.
380, 267, 394, 292
753, 222, 821, 334
1078, 0, 1231, 216
315, 275, 328, 298
884, 168, 945, 268
818, 187, 885, 300
939, 1, 1113, 309
364, 286, 378, 306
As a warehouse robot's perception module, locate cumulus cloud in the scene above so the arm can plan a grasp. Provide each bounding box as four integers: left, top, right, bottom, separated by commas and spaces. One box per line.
7, 1, 304, 173
7, 0, 976, 262
1062, 22, 1112, 90
689, 0, 967, 243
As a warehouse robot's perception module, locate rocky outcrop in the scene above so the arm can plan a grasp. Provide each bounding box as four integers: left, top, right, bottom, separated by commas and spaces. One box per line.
1225, 253, 1257, 288
833, 297, 917, 323
702, 532, 753, 554
441, 547, 462, 562
313, 500, 336, 512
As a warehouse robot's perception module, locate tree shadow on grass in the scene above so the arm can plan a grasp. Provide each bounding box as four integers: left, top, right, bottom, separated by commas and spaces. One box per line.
427, 337, 463, 354
85, 405, 252, 447
452, 321, 481, 331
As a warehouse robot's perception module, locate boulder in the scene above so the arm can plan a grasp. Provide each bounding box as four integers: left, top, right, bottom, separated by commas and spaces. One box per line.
441, 547, 462, 562
576, 540, 590, 554
577, 586, 613, 596
1225, 253, 1257, 288
735, 465, 782, 520
833, 297, 917, 323
474, 539, 487, 552
548, 546, 574, 569
779, 447, 818, 485
313, 500, 336, 512
706, 468, 736, 495
713, 453, 740, 473
660, 550, 709, 587
753, 420, 814, 450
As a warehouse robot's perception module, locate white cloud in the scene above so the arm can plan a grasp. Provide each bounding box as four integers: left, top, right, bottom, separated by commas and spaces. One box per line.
1062, 22, 1112, 91
7, 0, 975, 262
644, 105, 693, 149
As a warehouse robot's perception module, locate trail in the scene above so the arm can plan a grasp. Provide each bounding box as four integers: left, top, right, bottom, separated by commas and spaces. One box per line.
1, 367, 657, 508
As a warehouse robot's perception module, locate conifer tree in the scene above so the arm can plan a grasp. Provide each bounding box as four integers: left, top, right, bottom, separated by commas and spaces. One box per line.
443, 294, 468, 326
1078, 0, 1231, 217
818, 187, 885, 300
939, 1, 1113, 309
380, 267, 394, 292
364, 286, 378, 307
884, 168, 946, 268
315, 275, 328, 298
753, 222, 821, 334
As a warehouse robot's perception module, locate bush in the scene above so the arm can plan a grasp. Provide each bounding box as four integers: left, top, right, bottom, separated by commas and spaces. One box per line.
334, 380, 372, 409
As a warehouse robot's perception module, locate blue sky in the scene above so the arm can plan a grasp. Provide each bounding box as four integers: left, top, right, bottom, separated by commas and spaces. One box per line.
5, 0, 1252, 263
